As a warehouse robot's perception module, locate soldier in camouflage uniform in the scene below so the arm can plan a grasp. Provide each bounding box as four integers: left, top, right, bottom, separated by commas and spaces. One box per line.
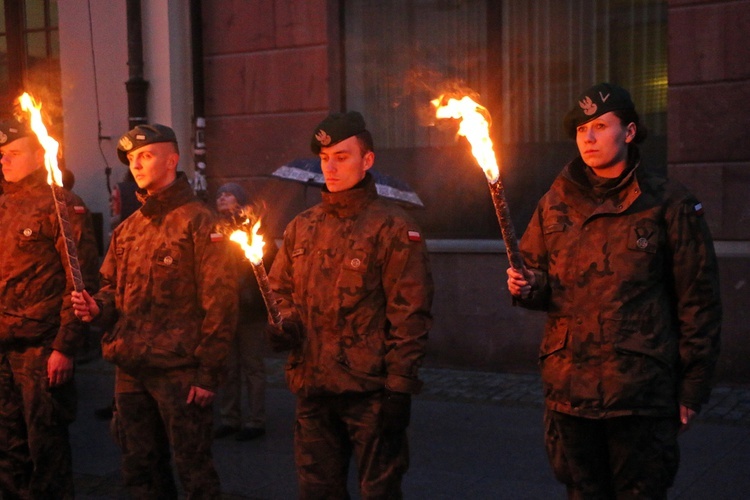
0, 118, 100, 499
507, 83, 722, 498
268, 111, 434, 499
72, 124, 239, 499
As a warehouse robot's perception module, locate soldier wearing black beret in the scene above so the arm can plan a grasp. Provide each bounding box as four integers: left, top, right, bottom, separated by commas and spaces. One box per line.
507, 83, 721, 498
268, 111, 434, 498
0, 116, 100, 498
73, 123, 239, 498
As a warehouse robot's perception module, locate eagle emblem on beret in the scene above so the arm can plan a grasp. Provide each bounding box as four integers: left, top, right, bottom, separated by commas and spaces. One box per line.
0, 131, 7, 144
315, 129, 332, 146
119, 136, 133, 151
579, 96, 597, 116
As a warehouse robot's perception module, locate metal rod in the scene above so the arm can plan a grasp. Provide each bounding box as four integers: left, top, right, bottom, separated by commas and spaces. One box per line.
487, 178, 524, 270
250, 261, 282, 328
51, 185, 85, 292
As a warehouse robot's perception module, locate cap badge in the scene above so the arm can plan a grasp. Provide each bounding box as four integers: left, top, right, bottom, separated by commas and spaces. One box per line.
315, 129, 332, 146
0, 131, 6, 144
579, 96, 597, 116
119, 136, 133, 151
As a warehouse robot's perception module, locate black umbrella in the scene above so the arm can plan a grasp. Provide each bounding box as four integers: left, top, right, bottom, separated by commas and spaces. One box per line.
271, 158, 424, 208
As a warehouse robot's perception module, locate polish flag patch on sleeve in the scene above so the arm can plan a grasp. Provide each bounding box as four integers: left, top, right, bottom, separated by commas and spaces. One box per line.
693, 202, 705, 216
73, 205, 86, 214
210, 232, 224, 242
407, 230, 422, 242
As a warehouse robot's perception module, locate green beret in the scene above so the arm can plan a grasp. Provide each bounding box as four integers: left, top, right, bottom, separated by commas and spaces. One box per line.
0, 118, 31, 146
563, 83, 635, 138
311, 111, 367, 154
117, 123, 178, 165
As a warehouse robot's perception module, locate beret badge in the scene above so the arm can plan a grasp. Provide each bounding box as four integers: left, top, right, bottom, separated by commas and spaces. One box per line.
119, 136, 133, 151
579, 96, 597, 116
0, 131, 7, 144
315, 129, 332, 146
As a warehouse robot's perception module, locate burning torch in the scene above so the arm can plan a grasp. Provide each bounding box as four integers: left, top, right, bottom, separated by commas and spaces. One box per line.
230, 220, 282, 328
19, 93, 85, 292
432, 95, 524, 270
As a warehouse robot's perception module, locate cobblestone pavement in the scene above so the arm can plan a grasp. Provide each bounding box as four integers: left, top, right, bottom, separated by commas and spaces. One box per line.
70, 358, 750, 499
265, 357, 750, 427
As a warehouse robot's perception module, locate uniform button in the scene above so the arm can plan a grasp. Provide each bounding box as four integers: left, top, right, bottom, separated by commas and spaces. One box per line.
350, 258, 361, 268
579, 271, 585, 277
23, 228, 32, 237
617, 205, 623, 209
576, 318, 583, 325
163, 256, 173, 265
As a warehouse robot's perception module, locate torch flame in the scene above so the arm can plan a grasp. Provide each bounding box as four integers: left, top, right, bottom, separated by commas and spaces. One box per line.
432, 95, 499, 184
230, 220, 264, 265
18, 92, 63, 187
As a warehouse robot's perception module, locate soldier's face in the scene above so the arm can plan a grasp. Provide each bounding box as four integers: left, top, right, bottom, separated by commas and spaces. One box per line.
575, 111, 636, 178
0, 137, 44, 183
127, 142, 179, 194
319, 136, 374, 192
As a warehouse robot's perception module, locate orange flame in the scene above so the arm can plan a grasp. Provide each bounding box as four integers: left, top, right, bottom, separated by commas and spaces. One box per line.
230, 220, 264, 265
18, 92, 63, 187
432, 95, 499, 184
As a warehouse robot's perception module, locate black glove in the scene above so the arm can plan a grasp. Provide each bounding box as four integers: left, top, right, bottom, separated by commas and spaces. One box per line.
380, 390, 412, 434
264, 321, 304, 352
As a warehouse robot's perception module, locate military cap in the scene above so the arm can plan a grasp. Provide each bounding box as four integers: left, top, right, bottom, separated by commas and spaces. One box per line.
117, 123, 178, 165
563, 83, 636, 137
0, 118, 31, 146
311, 111, 367, 154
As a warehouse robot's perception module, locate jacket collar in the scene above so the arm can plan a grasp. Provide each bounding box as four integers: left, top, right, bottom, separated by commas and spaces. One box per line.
137, 172, 197, 218
320, 172, 378, 218
1, 167, 49, 195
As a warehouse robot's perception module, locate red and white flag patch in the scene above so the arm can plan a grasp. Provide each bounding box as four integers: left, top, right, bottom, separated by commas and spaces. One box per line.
73, 205, 86, 214
693, 202, 704, 216
210, 232, 224, 242
407, 230, 422, 242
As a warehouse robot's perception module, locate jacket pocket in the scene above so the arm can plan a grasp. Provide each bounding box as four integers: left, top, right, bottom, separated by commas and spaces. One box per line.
539, 316, 568, 358
612, 320, 675, 367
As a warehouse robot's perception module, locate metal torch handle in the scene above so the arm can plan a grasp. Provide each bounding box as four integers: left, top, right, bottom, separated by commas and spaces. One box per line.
488, 179, 525, 270
52, 185, 85, 292
251, 261, 283, 328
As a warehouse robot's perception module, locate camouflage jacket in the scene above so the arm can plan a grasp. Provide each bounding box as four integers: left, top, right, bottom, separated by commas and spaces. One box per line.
517, 155, 721, 418
269, 174, 434, 397
0, 168, 100, 354
96, 174, 238, 390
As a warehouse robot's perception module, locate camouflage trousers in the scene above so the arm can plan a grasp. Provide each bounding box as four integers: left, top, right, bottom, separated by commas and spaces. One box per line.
544, 409, 680, 499
295, 392, 409, 500
113, 367, 219, 499
0, 345, 76, 500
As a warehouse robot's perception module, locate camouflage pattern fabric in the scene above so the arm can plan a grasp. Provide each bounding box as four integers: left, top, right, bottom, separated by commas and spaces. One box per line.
545, 409, 679, 498
295, 392, 408, 499
0, 167, 100, 353
96, 173, 239, 391
0, 346, 77, 499
93, 173, 238, 497
114, 368, 217, 499
268, 173, 432, 497
268, 173, 434, 397
0, 168, 99, 499
517, 155, 721, 418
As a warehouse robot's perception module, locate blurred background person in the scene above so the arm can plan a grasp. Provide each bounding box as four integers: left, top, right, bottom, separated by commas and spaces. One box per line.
213, 182, 270, 441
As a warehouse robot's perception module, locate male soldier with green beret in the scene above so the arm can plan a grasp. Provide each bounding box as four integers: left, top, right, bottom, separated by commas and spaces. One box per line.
507, 83, 722, 498
267, 111, 434, 498
72, 124, 238, 498
0, 118, 100, 498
